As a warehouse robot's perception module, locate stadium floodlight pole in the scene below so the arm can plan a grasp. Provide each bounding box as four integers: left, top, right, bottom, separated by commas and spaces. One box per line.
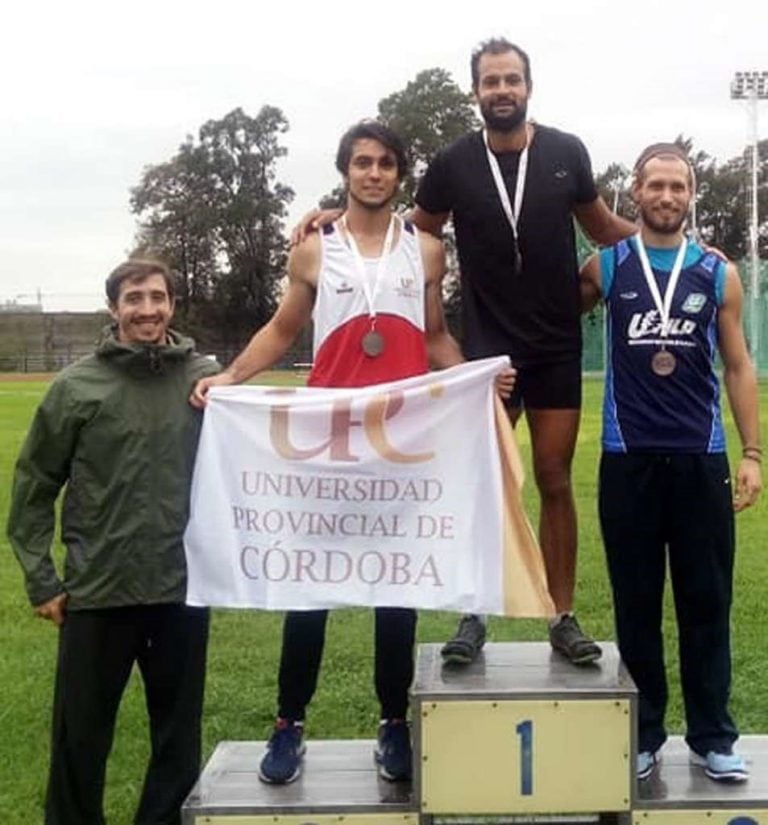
730, 70, 768, 363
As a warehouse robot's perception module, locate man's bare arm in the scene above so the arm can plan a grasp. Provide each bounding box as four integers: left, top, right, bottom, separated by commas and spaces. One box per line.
573, 196, 636, 247
290, 204, 450, 246
579, 253, 604, 313
190, 237, 319, 407
421, 232, 464, 370
290, 208, 344, 246
717, 264, 762, 511
411, 206, 450, 239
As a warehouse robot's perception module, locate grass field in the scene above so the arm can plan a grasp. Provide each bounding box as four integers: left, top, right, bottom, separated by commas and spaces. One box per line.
1, 372, 766, 823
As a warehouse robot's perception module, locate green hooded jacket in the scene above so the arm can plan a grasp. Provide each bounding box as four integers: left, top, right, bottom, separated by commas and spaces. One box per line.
7, 328, 219, 609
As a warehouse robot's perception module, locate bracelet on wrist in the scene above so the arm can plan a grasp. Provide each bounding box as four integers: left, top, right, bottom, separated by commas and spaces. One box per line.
742, 453, 762, 464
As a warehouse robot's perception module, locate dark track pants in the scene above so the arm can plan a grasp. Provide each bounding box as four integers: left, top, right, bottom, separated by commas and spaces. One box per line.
45, 604, 209, 825
277, 608, 417, 721
599, 452, 738, 756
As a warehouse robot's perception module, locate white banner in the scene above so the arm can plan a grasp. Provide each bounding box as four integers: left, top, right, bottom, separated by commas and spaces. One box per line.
184, 358, 553, 617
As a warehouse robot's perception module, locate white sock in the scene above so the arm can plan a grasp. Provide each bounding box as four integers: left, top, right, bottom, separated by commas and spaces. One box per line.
548, 611, 573, 630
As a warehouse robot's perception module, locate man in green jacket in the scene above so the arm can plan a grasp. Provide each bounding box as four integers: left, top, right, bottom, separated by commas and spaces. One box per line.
7, 259, 219, 825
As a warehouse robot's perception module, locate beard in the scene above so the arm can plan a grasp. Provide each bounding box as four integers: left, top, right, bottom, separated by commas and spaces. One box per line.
348, 188, 395, 212
479, 98, 527, 132
640, 205, 688, 236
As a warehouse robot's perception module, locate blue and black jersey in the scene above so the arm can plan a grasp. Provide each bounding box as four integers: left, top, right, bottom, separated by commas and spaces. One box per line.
600, 237, 726, 454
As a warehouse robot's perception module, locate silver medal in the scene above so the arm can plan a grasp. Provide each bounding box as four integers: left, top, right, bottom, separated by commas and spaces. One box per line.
362, 329, 385, 357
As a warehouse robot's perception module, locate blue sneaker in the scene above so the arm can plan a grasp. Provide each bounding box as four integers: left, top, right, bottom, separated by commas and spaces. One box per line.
637, 750, 659, 780
259, 720, 306, 784
374, 719, 412, 782
689, 749, 748, 782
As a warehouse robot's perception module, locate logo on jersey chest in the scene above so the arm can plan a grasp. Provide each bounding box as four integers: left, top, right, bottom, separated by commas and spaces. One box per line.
336, 281, 354, 295
627, 309, 697, 339
396, 276, 420, 299
682, 292, 707, 313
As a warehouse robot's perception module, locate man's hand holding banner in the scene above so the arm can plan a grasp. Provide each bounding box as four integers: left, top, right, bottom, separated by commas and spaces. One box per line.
184, 357, 554, 617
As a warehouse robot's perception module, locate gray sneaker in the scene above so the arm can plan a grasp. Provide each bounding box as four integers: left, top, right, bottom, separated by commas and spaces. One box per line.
549, 614, 602, 665
441, 615, 486, 665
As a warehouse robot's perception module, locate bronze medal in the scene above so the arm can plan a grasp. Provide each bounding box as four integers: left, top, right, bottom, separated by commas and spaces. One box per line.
362, 329, 385, 357
651, 349, 676, 377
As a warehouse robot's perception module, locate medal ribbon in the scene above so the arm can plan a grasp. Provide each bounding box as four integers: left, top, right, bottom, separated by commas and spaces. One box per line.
634, 233, 687, 341
340, 213, 397, 325
483, 126, 529, 240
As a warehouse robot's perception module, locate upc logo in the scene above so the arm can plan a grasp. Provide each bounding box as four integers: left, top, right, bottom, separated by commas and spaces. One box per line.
269, 387, 441, 464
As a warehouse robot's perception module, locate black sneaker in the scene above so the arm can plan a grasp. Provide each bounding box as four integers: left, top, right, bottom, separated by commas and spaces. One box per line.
440, 615, 486, 665
259, 720, 306, 784
375, 719, 412, 781
549, 614, 602, 665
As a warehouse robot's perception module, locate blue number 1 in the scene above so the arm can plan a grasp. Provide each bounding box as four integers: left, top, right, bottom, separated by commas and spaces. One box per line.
516, 719, 533, 795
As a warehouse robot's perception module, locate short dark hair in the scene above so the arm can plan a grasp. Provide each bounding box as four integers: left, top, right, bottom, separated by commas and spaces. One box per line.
105, 258, 175, 305
633, 142, 694, 187
335, 120, 409, 181
471, 38, 532, 90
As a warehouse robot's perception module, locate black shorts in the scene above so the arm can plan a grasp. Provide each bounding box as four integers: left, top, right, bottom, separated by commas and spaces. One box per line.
507, 357, 582, 410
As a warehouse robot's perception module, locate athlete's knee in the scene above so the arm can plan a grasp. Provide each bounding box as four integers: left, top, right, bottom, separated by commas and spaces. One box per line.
533, 461, 573, 499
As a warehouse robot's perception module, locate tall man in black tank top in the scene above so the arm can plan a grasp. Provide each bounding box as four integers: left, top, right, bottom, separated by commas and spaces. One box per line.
414, 39, 637, 664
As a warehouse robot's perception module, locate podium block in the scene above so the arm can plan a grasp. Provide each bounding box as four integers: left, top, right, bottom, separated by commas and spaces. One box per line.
412, 642, 636, 817
182, 740, 417, 824
184, 643, 766, 823
633, 814, 767, 825
629, 735, 768, 824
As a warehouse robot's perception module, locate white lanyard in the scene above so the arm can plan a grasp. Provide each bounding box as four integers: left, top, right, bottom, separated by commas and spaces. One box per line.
634, 234, 687, 339
483, 127, 529, 238
340, 214, 397, 322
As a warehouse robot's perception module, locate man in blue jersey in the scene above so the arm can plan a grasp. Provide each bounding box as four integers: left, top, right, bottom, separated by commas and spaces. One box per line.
580, 143, 762, 783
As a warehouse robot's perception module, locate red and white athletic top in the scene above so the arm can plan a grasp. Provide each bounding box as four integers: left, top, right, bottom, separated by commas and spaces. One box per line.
308, 219, 429, 388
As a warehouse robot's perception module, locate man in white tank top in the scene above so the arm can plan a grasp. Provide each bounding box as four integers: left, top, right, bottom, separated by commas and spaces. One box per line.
191, 120, 516, 785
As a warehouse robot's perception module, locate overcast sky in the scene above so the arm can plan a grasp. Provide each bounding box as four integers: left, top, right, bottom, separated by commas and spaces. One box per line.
1, 0, 766, 311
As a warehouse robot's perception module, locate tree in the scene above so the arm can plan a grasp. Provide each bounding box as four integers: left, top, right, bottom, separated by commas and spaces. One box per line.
131, 142, 219, 329
695, 138, 768, 263
376, 69, 479, 322
131, 106, 294, 349
317, 68, 479, 211
377, 68, 479, 205
318, 184, 346, 210
594, 162, 632, 221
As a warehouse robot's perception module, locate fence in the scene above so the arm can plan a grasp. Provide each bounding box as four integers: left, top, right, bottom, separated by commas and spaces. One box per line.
2, 262, 767, 375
